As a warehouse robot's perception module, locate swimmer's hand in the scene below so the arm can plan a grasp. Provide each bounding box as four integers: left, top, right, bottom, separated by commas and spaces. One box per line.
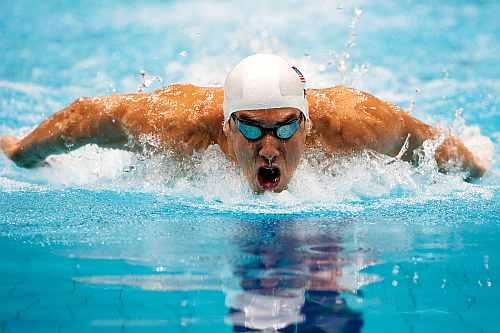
0, 135, 49, 168
0, 135, 20, 162
435, 136, 488, 181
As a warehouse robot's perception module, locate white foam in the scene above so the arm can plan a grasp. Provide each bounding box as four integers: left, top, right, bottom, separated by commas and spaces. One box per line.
0, 176, 46, 192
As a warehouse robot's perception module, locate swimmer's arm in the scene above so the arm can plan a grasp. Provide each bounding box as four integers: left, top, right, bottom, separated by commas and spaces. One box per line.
0, 96, 131, 168
352, 91, 487, 179
316, 87, 486, 179
400, 112, 487, 179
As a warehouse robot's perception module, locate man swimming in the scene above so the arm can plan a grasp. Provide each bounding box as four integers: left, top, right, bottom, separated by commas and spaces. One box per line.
0, 54, 487, 192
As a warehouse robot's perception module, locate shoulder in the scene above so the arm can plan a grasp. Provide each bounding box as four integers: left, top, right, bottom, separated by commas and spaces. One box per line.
152, 84, 223, 118
307, 86, 390, 116
306, 85, 405, 122
155, 84, 223, 101
305, 86, 406, 153
147, 84, 225, 151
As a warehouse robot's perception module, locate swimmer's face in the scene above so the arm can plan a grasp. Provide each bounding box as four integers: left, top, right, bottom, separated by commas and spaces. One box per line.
225, 108, 306, 193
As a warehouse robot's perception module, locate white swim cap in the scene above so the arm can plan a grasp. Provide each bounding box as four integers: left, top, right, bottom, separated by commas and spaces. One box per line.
223, 54, 309, 123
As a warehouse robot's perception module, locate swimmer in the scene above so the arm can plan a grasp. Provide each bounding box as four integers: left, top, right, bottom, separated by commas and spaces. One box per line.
0, 54, 487, 192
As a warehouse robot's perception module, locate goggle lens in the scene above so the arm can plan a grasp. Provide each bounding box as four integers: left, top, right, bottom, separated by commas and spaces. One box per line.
238, 122, 262, 140
276, 122, 299, 139
233, 115, 302, 141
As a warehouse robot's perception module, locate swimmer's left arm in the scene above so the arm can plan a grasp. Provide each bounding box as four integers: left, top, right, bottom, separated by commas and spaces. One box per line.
357, 90, 487, 179
400, 111, 487, 180
310, 87, 486, 180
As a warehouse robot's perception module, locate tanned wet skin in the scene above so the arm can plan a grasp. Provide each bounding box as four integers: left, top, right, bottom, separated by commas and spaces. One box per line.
0, 84, 487, 191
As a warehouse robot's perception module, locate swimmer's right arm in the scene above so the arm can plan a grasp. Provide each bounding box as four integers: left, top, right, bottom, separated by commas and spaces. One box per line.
1, 84, 224, 168
0, 95, 132, 168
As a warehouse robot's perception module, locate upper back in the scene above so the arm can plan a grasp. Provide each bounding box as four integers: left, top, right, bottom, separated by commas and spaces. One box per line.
124, 84, 405, 155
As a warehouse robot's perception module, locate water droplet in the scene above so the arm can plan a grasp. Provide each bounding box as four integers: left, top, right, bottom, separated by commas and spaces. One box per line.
484, 255, 489, 270
392, 280, 398, 287
123, 165, 136, 173
137, 70, 162, 92
179, 50, 189, 57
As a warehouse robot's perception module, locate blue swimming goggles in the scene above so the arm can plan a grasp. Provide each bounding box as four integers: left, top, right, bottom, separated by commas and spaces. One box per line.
231, 114, 303, 141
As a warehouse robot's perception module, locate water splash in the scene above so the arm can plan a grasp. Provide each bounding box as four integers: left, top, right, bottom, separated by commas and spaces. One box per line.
333, 7, 363, 84
450, 108, 494, 170
137, 70, 163, 92
0, 120, 493, 215
407, 88, 421, 114
0, 1, 496, 215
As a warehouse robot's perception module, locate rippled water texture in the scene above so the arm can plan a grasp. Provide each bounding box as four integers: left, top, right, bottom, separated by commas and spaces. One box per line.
0, 1, 499, 332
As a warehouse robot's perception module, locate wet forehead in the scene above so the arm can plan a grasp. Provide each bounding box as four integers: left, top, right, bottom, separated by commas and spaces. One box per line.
234, 107, 301, 124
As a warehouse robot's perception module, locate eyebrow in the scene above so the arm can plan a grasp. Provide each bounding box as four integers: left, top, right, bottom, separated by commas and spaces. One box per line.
237, 113, 300, 125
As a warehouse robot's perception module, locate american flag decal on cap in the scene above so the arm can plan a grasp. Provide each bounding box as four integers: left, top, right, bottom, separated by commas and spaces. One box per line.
291, 66, 306, 83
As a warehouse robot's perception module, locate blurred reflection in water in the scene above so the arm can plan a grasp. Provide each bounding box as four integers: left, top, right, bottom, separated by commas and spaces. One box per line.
226, 219, 366, 332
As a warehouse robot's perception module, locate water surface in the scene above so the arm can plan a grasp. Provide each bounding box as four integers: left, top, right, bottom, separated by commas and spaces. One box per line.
0, 1, 499, 332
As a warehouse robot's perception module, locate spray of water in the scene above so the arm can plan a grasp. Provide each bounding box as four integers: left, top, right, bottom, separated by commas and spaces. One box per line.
137, 70, 163, 92
0, 119, 493, 215
0, 1, 496, 214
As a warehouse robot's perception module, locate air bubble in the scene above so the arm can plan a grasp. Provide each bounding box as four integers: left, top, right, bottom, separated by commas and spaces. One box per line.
412, 272, 419, 284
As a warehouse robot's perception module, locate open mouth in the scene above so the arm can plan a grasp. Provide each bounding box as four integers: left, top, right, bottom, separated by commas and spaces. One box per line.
257, 167, 281, 190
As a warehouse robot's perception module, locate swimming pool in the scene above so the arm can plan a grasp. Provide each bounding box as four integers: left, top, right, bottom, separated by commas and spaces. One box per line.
1, 1, 499, 332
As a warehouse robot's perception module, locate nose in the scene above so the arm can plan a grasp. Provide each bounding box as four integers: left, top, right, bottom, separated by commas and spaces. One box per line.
258, 135, 280, 165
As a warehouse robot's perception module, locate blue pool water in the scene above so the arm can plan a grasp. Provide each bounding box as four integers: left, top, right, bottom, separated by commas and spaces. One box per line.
0, 1, 499, 332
